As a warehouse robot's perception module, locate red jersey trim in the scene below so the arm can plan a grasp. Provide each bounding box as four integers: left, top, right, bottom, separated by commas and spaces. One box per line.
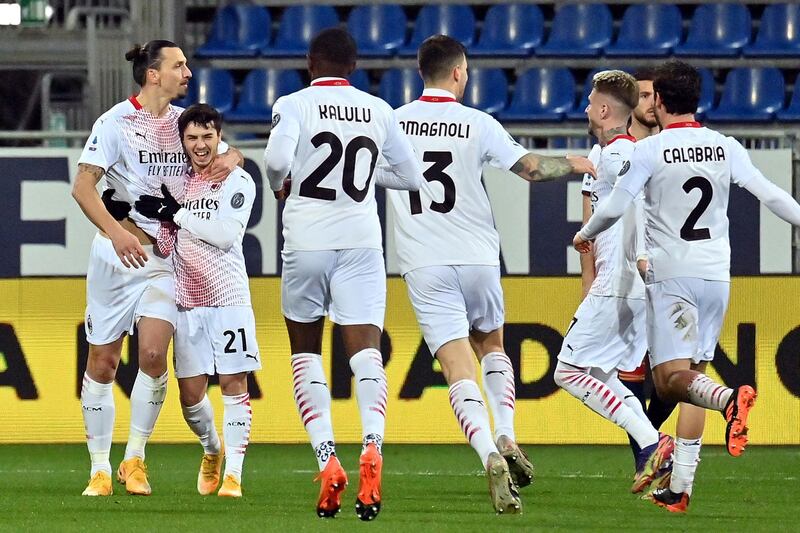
664, 121, 701, 129
128, 95, 142, 110
419, 95, 457, 103
311, 78, 350, 87
607, 134, 637, 145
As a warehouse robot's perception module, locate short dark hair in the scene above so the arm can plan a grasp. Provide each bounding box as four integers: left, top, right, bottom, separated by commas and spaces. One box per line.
632, 67, 658, 82
125, 39, 180, 87
178, 103, 222, 139
418, 35, 467, 83
653, 60, 701, 115
308, 27, 357, 66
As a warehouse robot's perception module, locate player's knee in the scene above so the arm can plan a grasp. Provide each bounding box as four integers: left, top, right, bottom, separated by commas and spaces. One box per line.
87, 349, 119, 382
553, 361, 583, 390
138, 345, 167, 373
179, 388, 205, 407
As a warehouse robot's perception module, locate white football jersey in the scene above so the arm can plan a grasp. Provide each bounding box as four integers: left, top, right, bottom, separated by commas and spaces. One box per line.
386, 88, 529, 274
174, 167, 255, 307
617, 122, 756, 282
79, 97, 187, 239
581, 144, 602, 195
587, 136, 645, 299
269, 77, 417, 251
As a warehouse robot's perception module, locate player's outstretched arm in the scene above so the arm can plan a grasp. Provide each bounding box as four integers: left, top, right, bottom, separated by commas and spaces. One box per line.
264, 133, 295, 195
72, 163, 148, 268
742, 173, 800, 227
574, 186, 636, 251
579, 193, 596, 298
510, 153, 596, 182
202, 146, 244, 183
375, 157, 423, 191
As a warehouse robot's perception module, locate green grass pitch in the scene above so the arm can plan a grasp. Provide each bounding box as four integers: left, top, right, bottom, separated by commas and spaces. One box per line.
0, 444, 796, 531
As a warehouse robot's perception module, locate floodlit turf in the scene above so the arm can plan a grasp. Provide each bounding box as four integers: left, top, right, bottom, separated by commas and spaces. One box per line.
0, 444, 796, 531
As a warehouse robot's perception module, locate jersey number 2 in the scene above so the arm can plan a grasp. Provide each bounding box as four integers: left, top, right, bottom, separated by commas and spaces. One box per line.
299, 131, 379, 202
409, 151, 456, 215
680, 176, 713, 241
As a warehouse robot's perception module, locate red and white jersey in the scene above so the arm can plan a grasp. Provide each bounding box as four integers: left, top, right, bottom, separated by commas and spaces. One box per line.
617, 122, 756, 282
79, 97, 187, 238
587, 136, 644, 299
174, 167, 255, 307
269, 77, 417, 251
386, 88, 529, 274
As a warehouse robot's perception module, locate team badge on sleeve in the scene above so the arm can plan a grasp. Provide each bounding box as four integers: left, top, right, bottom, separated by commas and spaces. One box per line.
618, 161, 631, 176
231, 192, 245, 208
272, 113, 281, 128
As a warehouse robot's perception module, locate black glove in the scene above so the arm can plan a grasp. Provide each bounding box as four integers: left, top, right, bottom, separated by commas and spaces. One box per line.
135, 184, 181, 222
101, 188, 131, 220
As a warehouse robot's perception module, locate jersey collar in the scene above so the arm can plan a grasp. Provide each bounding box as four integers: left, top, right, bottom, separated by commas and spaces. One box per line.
664, 121, 702, 129
607, 134, 637, 145
128, 95, 142, 109
310, 77, 350, 87
419, 88, 457, 103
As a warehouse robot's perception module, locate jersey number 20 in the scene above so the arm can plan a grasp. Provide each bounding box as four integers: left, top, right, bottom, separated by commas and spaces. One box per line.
299, 131, 379, 202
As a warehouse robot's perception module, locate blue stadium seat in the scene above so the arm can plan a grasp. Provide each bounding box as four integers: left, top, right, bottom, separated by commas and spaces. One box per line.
605, 4, 682, 57
705, 68, 784, 122
744, 3, 800, 57
461, 68, 508, 115
263, 5, 339, 57
348, 69, 371, 93
566, 67, 631, 120
496, 68, 575, 121
227, 69, 303, 123
347, 5, 406, 57
398, 5, 475, 56
378, 69, 423, 108
777, 73, 800, 121
536, 4, 612, 57
470, 4, 543, 57
195, 5, 271, 58
674, 4, 751, 57
172, 68, 235, 115
695, 68, 717, 121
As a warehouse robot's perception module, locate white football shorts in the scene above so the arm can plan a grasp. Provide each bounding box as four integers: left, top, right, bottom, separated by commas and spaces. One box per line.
173, 305, 261, 378
646, 277, 729, 368
404, 265, 504, 356
84, 233, 177, 345
557, 294, 647, 373
281, 248, 386, 329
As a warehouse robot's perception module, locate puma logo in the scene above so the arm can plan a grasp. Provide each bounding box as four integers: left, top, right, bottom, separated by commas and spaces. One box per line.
485, 370, 507, 376
359, 377, 381, 383
245, 353, 258, 361
464, 398, 485, 405
310, 380, 327, 386
134, 131, 146, 140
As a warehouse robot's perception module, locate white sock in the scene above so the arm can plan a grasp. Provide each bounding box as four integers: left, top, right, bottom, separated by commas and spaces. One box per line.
81, 373, 115, 476
222, 392, 252, 482
181, 395, 221, 455
449, 379, 497, 468
349, 348, 387, 455
124, 370, 168, 461
480, 352, 516, 442
687, 375, 733, 411
600, 371, 652, 426
555, 362, 658, 449
291, 353, 336, 470
670, 437, 702, 496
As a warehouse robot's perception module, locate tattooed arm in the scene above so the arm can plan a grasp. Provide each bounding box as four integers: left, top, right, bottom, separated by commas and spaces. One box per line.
509, 153, 596, 182
72, 163, 147, 268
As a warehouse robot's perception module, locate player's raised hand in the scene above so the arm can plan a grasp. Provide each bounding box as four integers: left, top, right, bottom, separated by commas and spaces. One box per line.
274, 177, 291, 200
567, 155, 597, 179
110, 228, 148, 268
202, 149, 237, 183
573, 232, 593, 254
135, 184, 181, 222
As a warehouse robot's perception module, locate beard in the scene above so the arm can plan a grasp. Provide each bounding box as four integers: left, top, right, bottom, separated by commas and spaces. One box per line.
634, 108, 658, 128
